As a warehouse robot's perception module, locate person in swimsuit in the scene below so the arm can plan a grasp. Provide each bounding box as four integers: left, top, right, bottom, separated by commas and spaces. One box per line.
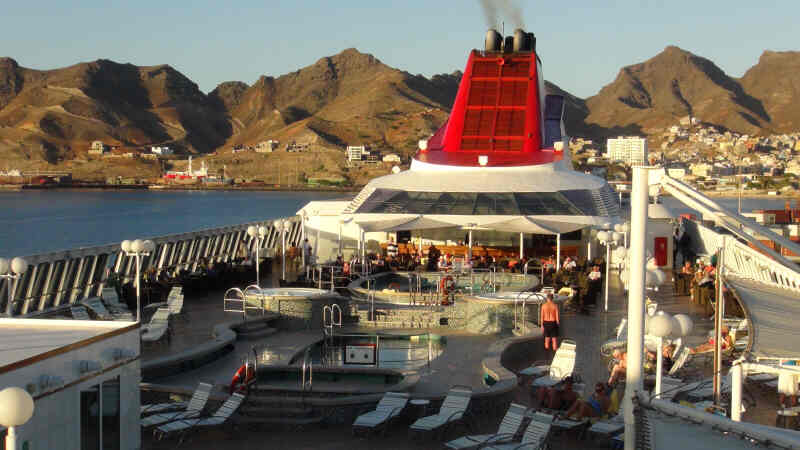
564, 382, 610, 420
608, 349, 627, 385
535, 376, 578, 410
540, 293, 560, 350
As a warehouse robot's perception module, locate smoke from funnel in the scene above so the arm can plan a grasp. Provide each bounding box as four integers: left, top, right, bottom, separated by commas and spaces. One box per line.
479, 0, 525, 30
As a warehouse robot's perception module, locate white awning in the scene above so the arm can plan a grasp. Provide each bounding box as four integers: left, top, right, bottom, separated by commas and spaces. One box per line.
355, 215, 455, 232
351, 213, 607, 235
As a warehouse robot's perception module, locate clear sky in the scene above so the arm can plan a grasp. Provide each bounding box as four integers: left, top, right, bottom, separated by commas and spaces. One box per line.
2, 1, 798, 98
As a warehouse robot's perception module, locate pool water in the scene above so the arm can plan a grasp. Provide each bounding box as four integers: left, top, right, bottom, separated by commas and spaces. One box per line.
293, 333, 446, 370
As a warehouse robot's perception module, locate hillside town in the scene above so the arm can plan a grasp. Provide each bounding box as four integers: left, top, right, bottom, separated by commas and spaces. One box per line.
571, 116, 800, 197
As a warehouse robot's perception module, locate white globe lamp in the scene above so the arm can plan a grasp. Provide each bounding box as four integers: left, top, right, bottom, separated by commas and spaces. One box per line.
0, 386, 35, 449
246, 225, 257, 237
10, 257, 28, 275
648, 313, 674, 399
257, 225, 267, 237
673, 314, 694, 337
0, 257, 10, 275
142, 240, 155, 253
131, 239, 143, 253
121, 240, 132, 253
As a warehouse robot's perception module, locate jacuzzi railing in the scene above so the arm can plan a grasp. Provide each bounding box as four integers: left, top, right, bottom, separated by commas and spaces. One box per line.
513, 291, 545, 334
223, 285, 268, 321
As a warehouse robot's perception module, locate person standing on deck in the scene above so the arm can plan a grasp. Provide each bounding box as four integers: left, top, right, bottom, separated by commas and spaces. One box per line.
540, 293, 560, 350
302, 238, 312, 270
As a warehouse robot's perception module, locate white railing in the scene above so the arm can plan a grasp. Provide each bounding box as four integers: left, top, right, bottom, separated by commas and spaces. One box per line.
686, 221, 800, 293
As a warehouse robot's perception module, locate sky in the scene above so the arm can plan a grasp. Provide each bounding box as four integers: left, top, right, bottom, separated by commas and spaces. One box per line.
2, 1, 798, 99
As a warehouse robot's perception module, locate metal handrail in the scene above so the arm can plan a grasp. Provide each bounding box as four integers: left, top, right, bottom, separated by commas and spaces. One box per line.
301, 347, 313, 392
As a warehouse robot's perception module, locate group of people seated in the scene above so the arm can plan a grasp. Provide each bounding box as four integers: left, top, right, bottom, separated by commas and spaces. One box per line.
534, 377, 618, 421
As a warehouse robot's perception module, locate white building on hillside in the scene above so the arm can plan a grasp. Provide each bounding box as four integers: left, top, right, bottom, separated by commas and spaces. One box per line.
151, 146, 173, 156
606, 136, 648, 166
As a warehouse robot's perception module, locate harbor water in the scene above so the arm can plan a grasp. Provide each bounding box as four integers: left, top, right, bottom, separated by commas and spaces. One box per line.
0, 190, 345, 257
0, 189, 791, 257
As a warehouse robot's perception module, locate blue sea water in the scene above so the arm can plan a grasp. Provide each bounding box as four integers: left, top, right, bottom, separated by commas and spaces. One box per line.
0, 190, 345, 257
0, 189, 791, 258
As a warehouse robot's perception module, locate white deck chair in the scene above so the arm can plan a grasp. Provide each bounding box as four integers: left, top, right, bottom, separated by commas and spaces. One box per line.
445, 403, 527, 449
680, 372, 732, 401
520, 340, 576, 378
409, 386, 472, 437
352, 392, 409, 435
82, 297, 113, 320
71, 305, 92, 320
168, 294, 184, 316
482, 412, 553, 450
141, 382, 213, 416
588, 405, 625, 438
153, 392, 245, 444
141, 307, 171, 343
141, 383, 211, 427
531, 346, 577, 389
101, 287, 133, 318
668, 347, 691, 377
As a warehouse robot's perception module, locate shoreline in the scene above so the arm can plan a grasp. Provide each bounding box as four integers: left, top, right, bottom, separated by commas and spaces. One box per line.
0, 183, 359, 193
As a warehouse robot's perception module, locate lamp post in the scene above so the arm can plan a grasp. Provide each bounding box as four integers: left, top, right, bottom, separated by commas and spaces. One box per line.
0, 387, 35, 450
649, 313, 693, 399
246, 225, 267, 287
0, 257, 28, 316
596, 229, 623, 312
273, 219, 287, 282
121, 239, 155, 322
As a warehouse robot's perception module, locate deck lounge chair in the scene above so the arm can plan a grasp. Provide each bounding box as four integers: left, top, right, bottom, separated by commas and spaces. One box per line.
70, 305, 92, 320
409, 386, 472, 439
587, 408, 624, 440
352, 392, 409, 435
101, 287, 133, 319
153, 392, 245, 444
82, 297, 113, 320
520, 340, 576, 378
480, 412, 553, 450
141, 382, 213, 416
445, 403, 527, 449
141, 307, 171, 343
531, 345, 576, 389
141, 382, 213, 426
168, 294, 184, 316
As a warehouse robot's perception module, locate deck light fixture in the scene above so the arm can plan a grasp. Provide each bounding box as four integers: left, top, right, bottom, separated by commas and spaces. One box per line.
0, 386, 35, 450
246, 225, 268, 287
120, 239, 155, 322
0, 257, 29, 316
597, 228, 622, 312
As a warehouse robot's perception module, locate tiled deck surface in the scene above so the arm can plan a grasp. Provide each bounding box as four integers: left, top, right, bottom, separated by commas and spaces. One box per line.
142, 265, 785, 449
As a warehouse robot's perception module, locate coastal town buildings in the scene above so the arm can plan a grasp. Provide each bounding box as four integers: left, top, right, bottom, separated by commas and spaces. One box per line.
606, 136, 648, 165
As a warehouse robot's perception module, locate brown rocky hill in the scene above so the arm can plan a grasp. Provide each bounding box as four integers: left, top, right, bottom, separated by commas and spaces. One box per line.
0, 58, 230, 164
739, 50, 800, 133
217, 48, 460, 157
584, 46, 772, 137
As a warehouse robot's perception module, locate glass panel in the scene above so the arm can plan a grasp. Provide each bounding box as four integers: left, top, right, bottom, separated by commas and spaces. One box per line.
356, 189, 609, 216
81, 387, 100, 450
560, 189, 599, 216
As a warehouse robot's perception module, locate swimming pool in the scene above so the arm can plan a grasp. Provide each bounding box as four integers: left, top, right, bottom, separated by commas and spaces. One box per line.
291, 332, 446, 371
348, 271, 540, 304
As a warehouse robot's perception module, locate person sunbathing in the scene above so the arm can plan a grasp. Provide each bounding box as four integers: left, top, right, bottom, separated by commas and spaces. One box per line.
563, 382, 610, 420
535, 376, 578, 410
691, 326, 733, 354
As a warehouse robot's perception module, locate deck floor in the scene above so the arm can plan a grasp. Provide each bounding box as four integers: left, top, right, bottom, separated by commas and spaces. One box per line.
142, 263, 788, 449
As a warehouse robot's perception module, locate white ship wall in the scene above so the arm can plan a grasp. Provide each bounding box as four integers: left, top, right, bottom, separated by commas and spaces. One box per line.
0, 322, 140, 450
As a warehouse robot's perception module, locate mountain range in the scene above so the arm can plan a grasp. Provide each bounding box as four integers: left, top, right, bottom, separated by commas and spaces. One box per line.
1, 45, 798, 168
